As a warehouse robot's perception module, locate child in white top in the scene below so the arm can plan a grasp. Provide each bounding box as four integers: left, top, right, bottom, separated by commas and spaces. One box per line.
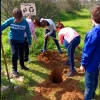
40, 18, 62, 53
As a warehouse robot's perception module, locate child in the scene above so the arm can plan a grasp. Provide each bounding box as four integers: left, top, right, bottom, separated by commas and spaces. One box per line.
57, 27, 80, 77
56, 21, 81, 51
1, 8, 32, 77
40, 18, 62, 53
24, 15, 38, 62
80, 5, 100, 100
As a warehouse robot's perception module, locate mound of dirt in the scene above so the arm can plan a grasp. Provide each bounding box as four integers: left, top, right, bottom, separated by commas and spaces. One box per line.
37, 51, 67, 68
31, 50, 84, 100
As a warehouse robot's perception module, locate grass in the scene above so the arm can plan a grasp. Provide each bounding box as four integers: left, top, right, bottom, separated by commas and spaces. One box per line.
1, 8, 100, 100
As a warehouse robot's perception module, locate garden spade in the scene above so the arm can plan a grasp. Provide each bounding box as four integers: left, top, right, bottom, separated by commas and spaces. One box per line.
49, 35, 81, 51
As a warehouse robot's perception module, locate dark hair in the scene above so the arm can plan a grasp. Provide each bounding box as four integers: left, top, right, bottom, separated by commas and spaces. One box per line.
33, 18, 41, 27
91, 5, 100, 24
12, 8, 23, 23
40, 20, 49, 27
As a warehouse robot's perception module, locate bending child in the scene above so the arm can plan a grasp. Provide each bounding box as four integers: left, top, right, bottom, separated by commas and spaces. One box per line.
57, 27, 80, 77
33, 18, 62, 54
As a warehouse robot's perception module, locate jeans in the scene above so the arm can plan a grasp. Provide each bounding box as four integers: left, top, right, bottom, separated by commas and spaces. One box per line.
63, 36, 80, 71
24, 37, 29, 61
9, 39, 25, 71
84, 70, 99, 100
43, 29, 61, 50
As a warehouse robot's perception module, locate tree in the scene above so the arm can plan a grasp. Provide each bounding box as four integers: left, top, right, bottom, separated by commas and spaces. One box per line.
55, 0, 82, 13
1, 0, 60, 21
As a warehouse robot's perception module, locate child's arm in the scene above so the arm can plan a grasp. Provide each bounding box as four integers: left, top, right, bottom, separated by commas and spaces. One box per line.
44, 25, 54, 38
25, 21, 32, 45
58, 32, 64, 44
81, 32, 97, 68
32, 30, 38, 44
1, 18, 12, 31
30, 22, 38, 44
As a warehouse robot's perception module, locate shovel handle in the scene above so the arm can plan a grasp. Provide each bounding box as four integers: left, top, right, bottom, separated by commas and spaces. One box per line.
49, 36, 59, 41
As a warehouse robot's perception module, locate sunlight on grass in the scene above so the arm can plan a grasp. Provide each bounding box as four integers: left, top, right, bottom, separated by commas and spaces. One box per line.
1, 57, 51, 100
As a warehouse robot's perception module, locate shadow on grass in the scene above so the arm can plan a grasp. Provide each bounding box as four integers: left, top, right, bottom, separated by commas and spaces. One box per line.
30, 91, 51, 100
29, 69, 49, 78
1, 85, 34, 100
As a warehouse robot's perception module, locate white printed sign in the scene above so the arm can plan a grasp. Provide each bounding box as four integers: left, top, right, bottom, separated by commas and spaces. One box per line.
20, 3, 36, 16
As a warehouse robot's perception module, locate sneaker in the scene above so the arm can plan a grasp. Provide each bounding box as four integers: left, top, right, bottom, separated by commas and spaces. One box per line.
58, 49, 62, 54
24, 59, 33, 62
63, 61, 70, 66
28, 59, 33, 62
67, 69, 77, 77
21, 66, 29, 70
12, 71, 19, 77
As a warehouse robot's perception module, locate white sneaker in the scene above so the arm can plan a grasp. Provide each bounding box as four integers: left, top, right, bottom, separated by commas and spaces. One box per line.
28, 59, 33, 62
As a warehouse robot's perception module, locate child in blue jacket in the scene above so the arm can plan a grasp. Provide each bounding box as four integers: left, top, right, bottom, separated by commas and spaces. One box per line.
1, 8, 32, 77
80, 5, 100, 100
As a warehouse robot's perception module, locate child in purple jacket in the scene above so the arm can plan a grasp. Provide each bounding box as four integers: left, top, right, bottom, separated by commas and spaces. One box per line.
24, 15, 38, 62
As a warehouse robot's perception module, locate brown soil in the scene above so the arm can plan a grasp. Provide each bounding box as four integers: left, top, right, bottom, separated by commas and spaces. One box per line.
31, 50, 84, 100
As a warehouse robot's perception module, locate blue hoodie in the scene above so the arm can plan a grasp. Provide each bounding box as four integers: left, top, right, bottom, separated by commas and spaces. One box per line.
81, 24, 100, 72
1, 17, 32, 45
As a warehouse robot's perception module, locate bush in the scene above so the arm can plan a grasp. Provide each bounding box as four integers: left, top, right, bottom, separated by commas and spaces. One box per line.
1, 0, 82, 21
55, 0, 82, 13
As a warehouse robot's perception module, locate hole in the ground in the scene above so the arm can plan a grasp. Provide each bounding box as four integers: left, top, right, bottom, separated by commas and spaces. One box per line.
50, 67, 63, 84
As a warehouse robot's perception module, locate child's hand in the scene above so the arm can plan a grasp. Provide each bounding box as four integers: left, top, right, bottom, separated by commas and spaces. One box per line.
80, 66, 85, 72
36, 40, 38, 44
44, 34, 47, 39
76, 46, 81, 51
